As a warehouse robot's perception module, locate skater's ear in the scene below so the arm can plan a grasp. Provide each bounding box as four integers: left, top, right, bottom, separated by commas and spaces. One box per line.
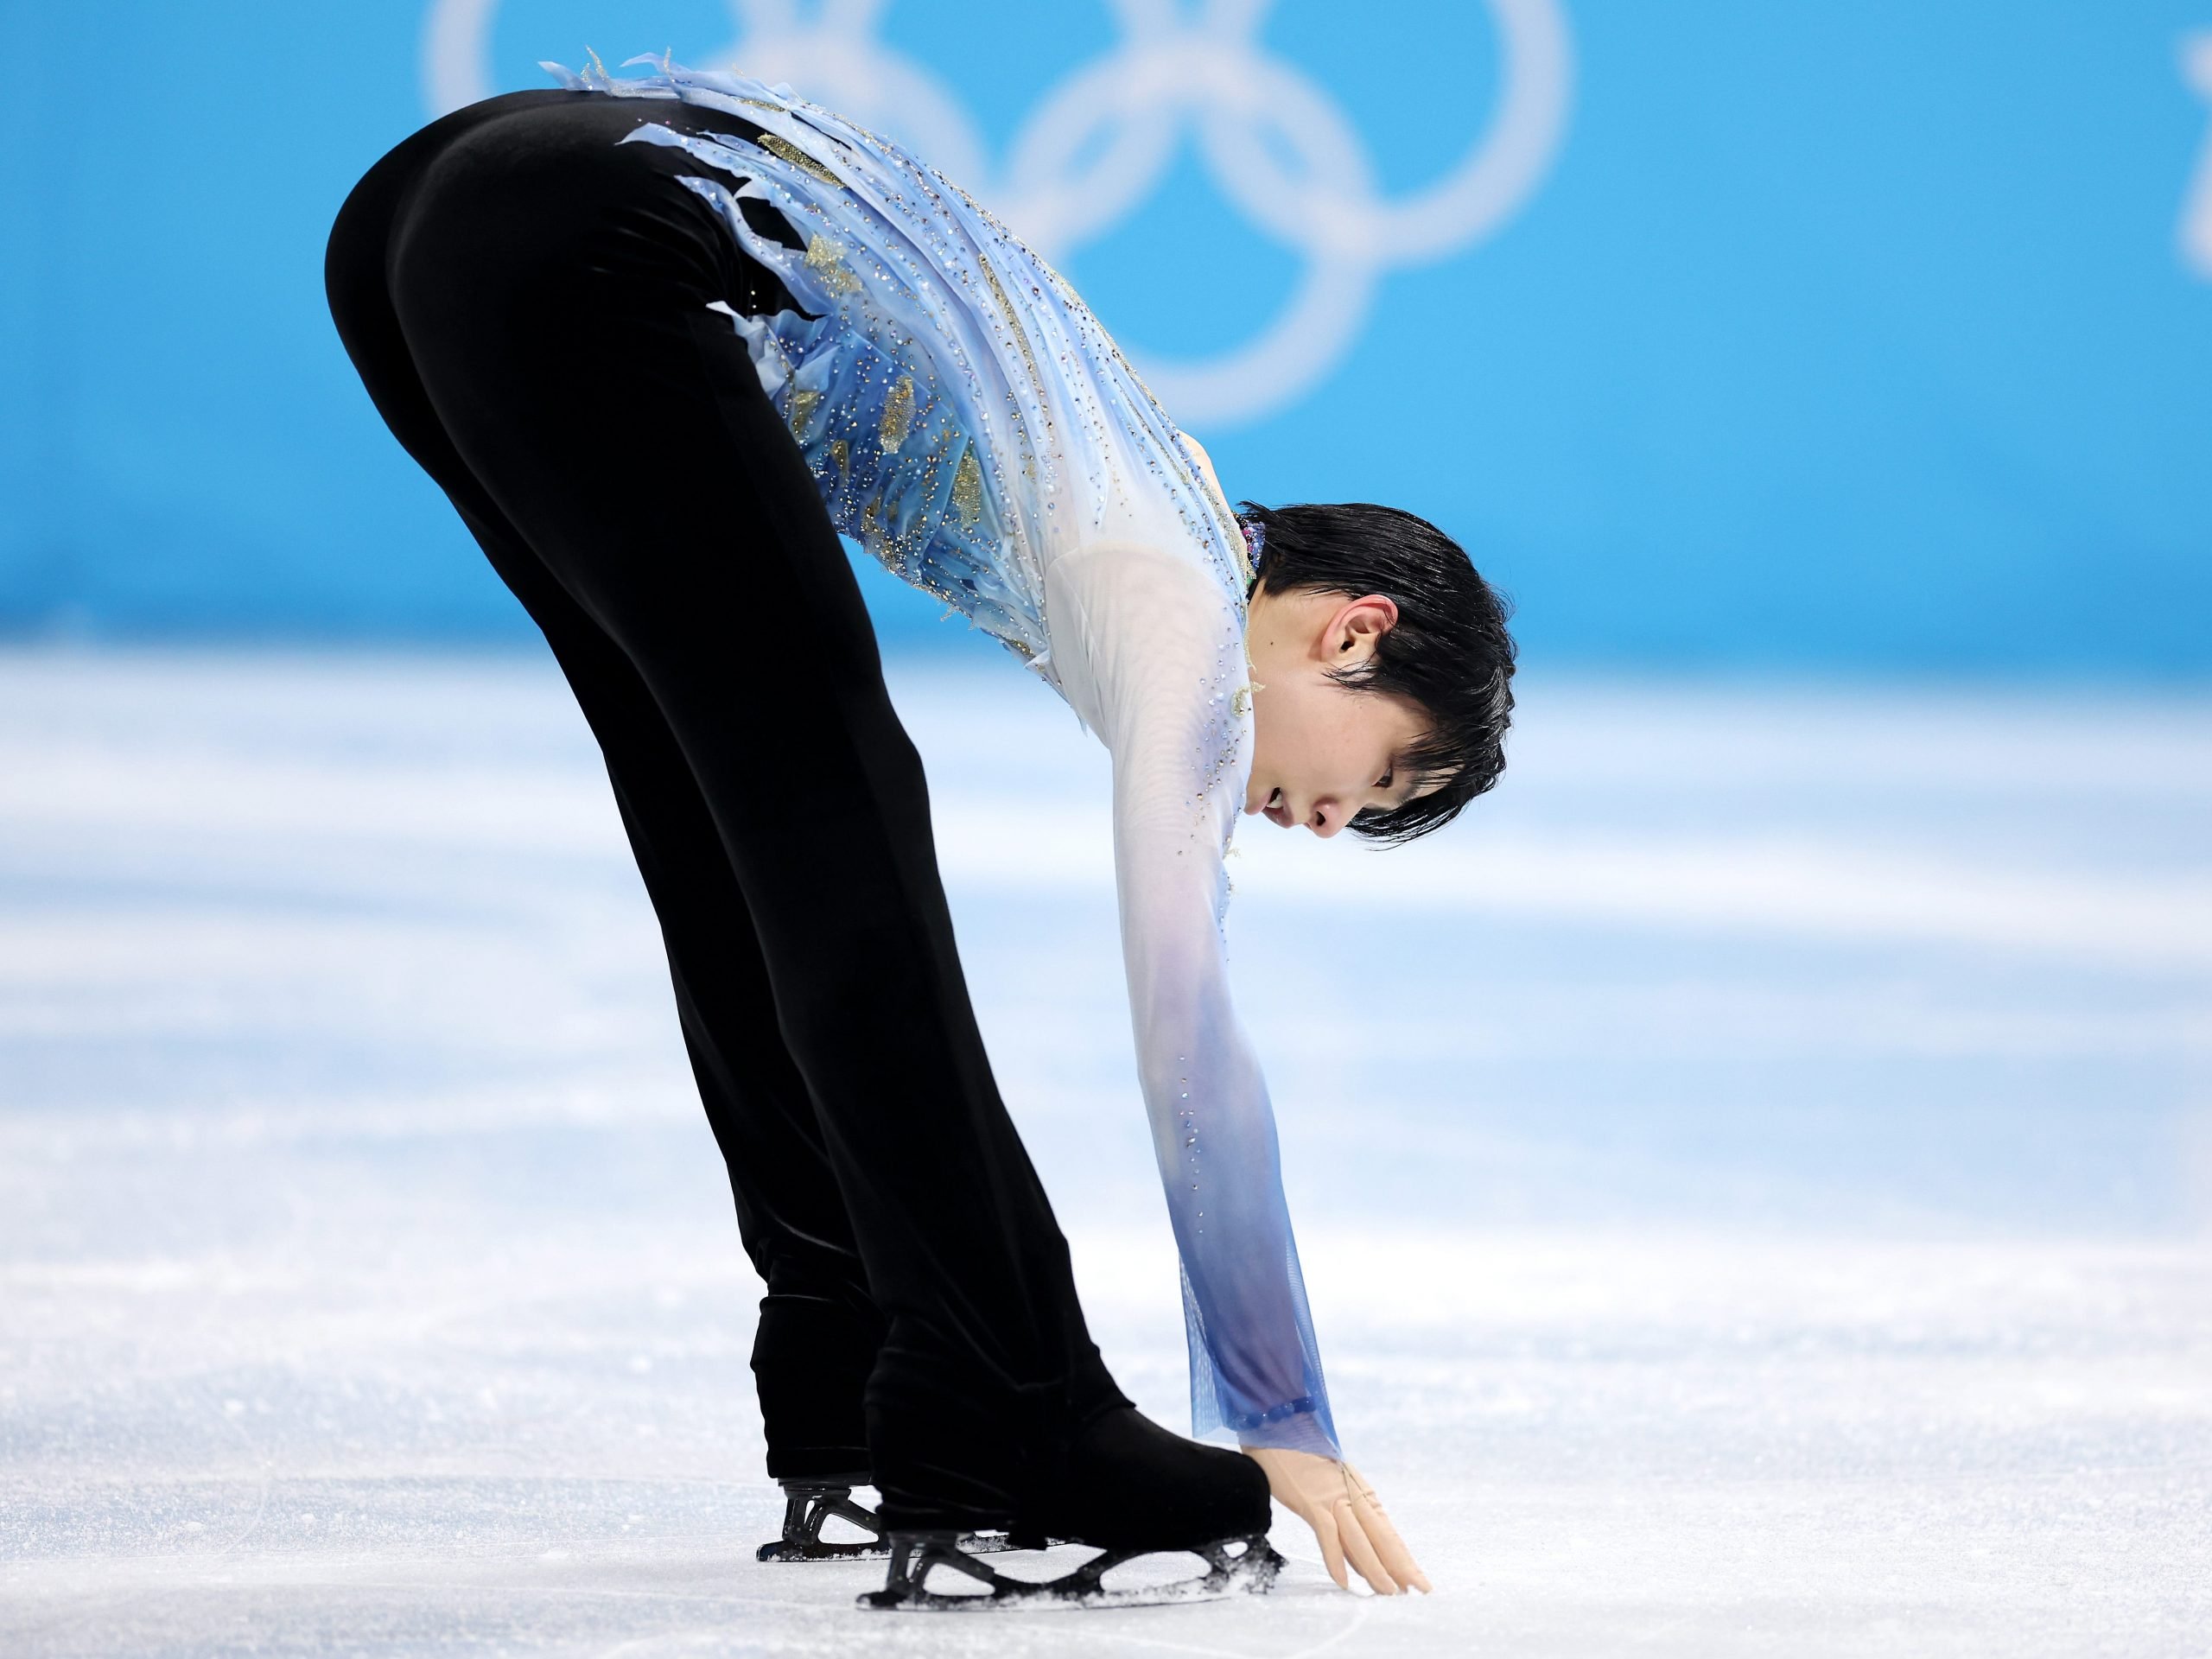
1313, 594, 1399, 676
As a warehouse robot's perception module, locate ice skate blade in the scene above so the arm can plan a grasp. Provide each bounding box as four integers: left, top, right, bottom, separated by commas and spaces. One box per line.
859, 1530, 1283, 1611
753, 1479, 1026, 1564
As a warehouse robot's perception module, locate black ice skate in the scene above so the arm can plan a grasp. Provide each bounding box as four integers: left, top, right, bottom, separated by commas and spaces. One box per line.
860, 1529, 1284, 1610
862, 1402, 1281, 1610
754, 1476, 1026, 1563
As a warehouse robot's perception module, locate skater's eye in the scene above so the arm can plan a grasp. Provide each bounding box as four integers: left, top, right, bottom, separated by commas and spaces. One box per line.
1374, 769, 1394, 792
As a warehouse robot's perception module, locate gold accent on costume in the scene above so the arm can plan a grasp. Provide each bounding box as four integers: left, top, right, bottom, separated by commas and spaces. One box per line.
804, 233, 861, 297
951, 447, 983, 525
787, 387, 822, 439
829, 438, 849, 477
879, 374, 916, 453
762, 132, 844, 189
973, 250, 1044, 405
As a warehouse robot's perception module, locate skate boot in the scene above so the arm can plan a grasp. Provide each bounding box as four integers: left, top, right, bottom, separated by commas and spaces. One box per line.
861, 1402, 1281, 1610
752, 1291, 880, 1486
750, 1294, 1027, 1563
750, 1294, 885, 1562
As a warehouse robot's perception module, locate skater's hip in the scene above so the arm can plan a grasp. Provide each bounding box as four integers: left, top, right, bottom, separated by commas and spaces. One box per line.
335, 89, 791, 330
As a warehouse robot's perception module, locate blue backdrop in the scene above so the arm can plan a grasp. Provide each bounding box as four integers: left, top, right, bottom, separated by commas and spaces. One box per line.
2, 1, 2208, 672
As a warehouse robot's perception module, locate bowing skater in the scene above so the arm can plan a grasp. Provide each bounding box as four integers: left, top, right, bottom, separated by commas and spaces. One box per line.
325, 54, 1511, 1609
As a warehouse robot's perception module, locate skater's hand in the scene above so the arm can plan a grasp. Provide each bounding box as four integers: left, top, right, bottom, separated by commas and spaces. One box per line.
1243, 1448, 1431, 1595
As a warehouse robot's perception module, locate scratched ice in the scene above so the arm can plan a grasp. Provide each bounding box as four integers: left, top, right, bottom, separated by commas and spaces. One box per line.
1, 647, 2207, 1656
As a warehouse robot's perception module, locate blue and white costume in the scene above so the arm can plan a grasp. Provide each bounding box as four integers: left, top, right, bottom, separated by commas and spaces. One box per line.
551, 55, 1338, 1459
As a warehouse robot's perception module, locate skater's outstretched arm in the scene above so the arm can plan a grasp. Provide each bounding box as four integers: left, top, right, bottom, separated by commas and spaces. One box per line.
1046, 540, 1432, 1594
1048, 541, 1336, 1458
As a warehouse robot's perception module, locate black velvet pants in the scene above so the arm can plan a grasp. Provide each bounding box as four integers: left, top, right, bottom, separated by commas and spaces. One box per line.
325, 90, 1123, 1491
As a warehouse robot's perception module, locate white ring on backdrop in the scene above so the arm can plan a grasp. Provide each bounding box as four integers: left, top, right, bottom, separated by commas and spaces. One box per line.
419, 0, 1573, 424
420, 0, 498, 122
2180, 33, 2212, 278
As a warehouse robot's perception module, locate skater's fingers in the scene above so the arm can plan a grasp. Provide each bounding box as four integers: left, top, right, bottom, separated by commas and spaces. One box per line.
1352, 1493, 1431, 1595
1306, 1504, 1351, 1592
1339, 1465, 1428, 1593
1333, 1498, 1400, 1596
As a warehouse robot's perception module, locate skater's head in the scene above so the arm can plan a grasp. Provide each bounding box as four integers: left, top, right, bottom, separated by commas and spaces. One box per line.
1236, 501, 1515, 843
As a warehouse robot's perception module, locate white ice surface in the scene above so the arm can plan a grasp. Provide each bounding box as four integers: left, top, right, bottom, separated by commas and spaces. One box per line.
1, 648, 2207, 1656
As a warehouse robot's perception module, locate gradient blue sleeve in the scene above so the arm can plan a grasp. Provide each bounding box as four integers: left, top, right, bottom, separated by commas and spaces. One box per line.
1050, 545, 1340, 1459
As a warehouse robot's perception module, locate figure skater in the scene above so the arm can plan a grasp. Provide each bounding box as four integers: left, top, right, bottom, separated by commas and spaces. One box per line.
325, 54, 1510, 1610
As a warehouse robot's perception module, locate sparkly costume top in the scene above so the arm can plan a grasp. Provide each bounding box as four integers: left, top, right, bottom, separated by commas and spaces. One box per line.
552, 54, 1339, 1459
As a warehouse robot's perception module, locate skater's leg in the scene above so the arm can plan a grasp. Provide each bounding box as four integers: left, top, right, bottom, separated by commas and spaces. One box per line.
327, 111, 882, 1479
342, 94, 1272, 1577
375, 98, 1135, 1517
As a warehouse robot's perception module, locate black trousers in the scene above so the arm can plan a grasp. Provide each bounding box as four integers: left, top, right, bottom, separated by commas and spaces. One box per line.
326, 90, 1123, 1487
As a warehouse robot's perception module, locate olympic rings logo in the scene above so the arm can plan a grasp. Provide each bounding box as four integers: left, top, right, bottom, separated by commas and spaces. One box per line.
422, 0, 1573, 424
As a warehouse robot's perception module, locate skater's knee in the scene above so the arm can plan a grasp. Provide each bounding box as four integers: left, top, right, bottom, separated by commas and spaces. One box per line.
770, 966, 890, 1061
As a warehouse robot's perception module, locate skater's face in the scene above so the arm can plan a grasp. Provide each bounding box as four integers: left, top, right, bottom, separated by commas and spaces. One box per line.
1241, 587, 1432, 839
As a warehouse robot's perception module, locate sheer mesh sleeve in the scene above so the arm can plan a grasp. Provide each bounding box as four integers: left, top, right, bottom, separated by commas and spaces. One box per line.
1045, 543, 1339, 1458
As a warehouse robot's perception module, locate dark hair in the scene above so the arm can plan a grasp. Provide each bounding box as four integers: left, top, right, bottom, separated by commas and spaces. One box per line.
1238, 500, 1515, 843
